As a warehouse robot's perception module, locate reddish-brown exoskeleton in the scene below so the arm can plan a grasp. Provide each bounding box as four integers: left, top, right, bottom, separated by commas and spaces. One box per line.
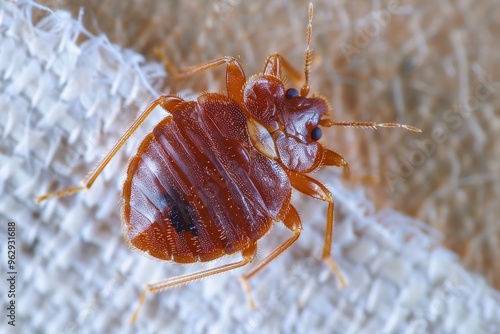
37, 2, 419, 323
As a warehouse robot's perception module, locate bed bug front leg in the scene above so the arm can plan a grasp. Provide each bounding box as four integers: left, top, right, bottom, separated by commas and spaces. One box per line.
286, 170, 347, 287
321, 149, 351, 178
239, 205, 302, 309
36, 95, 184, 203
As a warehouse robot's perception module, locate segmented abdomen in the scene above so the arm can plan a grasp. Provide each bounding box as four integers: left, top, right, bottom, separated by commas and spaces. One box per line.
121, 94, 291, 263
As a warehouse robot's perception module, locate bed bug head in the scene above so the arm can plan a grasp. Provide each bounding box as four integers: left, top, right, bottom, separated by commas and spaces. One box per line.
243, 1, 326, 136
244, 74, 329, 173
271, 1, 328, 143
243, 1, 419, 173
242, 2, 331, 173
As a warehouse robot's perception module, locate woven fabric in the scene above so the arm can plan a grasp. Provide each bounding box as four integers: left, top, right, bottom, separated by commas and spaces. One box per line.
1, 1, 499, 333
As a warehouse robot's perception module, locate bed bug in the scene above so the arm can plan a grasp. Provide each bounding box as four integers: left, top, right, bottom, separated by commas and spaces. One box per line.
37, 2, 420, 323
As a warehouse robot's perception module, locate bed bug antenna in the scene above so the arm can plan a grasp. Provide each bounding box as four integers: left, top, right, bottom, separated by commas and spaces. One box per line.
300, 2, 314, 97
319, 120, 422, 132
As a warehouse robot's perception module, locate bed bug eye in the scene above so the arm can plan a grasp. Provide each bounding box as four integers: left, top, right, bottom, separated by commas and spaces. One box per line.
311, 126, 322, 141
285, 88, 299, 99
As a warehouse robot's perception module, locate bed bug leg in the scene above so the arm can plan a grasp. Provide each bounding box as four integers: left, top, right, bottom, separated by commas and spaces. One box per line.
263, 53, 303, 84
321, 149, 351, 179
39, 52, 248, 202
156, 50, 246, 106
35, 95, 185, 204
239, 205, 302, 309
287, 170, 347, 287
130, 243, 257, 324
263, 2, 314, 94
321, 150, 377, 184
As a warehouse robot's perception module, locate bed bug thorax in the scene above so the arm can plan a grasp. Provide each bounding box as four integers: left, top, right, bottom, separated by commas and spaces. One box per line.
36, 2, 420, 324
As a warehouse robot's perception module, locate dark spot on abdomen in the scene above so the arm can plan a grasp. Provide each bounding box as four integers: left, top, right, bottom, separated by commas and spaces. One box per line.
161, 192, 198, 236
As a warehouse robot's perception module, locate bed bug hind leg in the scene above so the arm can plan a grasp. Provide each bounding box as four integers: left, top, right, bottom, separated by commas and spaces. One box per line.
287, 170, 347, 288
239, 205, 302, 309
130, 243, 257, 324
36, 95, 184, 204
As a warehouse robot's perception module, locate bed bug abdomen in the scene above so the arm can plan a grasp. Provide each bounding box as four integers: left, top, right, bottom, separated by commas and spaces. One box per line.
122, 95, 292, 263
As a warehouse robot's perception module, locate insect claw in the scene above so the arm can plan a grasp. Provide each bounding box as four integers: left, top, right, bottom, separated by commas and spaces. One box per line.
324, 258, 347, 288
35, 186, 85, 204
239, 276, 257, 310
155, 48, 181, 78
130, 289, 148, 325
342, 162, 351, 179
